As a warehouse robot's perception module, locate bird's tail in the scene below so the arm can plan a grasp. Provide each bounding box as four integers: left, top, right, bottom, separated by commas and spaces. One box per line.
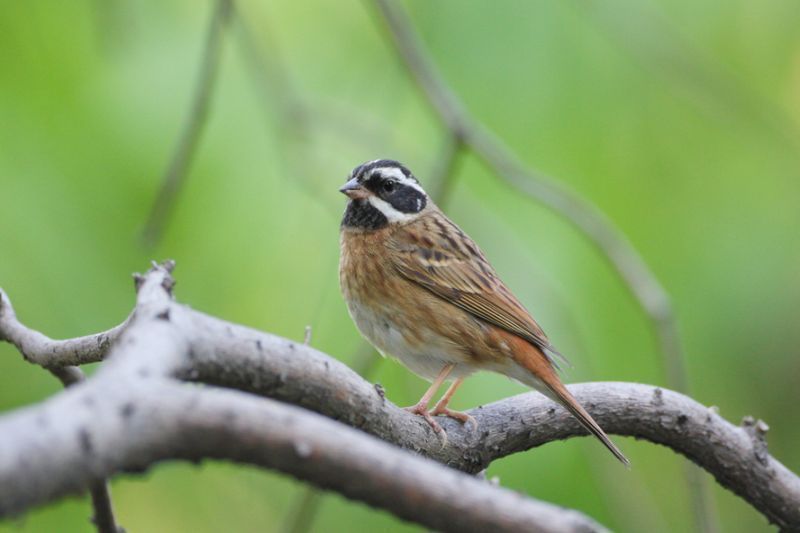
504, 332, 630, 467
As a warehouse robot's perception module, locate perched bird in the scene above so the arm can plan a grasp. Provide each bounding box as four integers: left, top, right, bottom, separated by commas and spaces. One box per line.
338, 159, 629, 465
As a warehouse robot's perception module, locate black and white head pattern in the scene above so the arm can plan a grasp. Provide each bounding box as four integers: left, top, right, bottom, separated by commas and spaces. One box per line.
341, 159, 428, 230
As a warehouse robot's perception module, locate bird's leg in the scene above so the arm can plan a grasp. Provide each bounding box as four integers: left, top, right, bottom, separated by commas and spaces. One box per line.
431, 378, 477, 430
403, 364, 454, 438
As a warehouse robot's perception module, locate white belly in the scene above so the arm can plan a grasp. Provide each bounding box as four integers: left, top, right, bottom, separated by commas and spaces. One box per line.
346, 298, 474, 382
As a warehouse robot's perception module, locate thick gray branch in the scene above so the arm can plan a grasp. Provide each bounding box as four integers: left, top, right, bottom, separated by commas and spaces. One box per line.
193, 328, 800, 527
2, 263, 798, 529
51, 366, 122, 533
0, 263, 603, 531
172, 307, 800, 529
0, 380, 605, 533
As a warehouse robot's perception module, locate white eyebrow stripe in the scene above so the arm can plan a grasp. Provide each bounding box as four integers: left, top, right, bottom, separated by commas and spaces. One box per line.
377, 167, 407, 181
375, 166, 425, 194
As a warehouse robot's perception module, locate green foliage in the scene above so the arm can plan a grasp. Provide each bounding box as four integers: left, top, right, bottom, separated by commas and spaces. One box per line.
1, 1, 798, 531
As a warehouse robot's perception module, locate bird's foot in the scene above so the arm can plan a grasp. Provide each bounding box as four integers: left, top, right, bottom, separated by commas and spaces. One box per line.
404, 403, 448, 446
431, 406, 478, 431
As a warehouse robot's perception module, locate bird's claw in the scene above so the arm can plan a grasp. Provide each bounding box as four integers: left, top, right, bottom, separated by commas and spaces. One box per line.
404, 403, 448, 446
431, 406, 478, 432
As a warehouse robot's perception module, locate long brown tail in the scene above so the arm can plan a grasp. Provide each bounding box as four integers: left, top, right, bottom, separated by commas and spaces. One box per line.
504, 331, 630, 467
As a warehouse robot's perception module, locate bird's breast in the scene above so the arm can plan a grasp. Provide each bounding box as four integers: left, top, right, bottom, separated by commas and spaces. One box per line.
339, 228, 510, 380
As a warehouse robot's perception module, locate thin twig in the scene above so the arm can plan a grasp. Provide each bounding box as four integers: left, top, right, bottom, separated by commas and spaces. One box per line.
280, 487, 323, 533
231, 8, 341, 221
88, 481, 121, 533
141, 0, 233, 247
0, 289, 131, 368
233, 10, 310, 155
49, 368, 122, 533
426, 134, 465, 208
48, 366, 89, 387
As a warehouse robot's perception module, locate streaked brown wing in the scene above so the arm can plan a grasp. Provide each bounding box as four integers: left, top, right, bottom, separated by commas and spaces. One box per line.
388, 214, 552, 351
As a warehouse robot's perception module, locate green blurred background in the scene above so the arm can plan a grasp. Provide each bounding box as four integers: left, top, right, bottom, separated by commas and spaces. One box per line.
1, 1, 798, 531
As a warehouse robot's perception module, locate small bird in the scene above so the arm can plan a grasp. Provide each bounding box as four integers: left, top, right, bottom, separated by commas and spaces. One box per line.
338, 159, 629, 465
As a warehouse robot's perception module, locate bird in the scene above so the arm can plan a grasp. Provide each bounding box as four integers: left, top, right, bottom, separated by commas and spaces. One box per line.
338, 159, 629, 465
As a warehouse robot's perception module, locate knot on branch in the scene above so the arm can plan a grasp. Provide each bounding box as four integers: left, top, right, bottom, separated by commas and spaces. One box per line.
133, 260, 177, 297
741, 416, 771, 466
651, 387, 664, 406
132, 274, 146, 292
0, 288, 16, 319
151, 259, 175, 290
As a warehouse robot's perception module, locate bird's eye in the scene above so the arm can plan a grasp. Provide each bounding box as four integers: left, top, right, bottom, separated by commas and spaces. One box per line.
382, 180, 397, 194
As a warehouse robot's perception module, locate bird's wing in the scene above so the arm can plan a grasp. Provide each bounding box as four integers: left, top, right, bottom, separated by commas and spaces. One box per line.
389, 214, 559, 359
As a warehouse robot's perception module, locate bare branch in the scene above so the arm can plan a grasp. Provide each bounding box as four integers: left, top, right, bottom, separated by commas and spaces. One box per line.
0, 263, 603, 530
141, 0, 233, 247
88, 480, 121, 533
0, 380, 606, 533
0, 289, 129, 368
187, 320, 800, 528
1, 263, 797, 528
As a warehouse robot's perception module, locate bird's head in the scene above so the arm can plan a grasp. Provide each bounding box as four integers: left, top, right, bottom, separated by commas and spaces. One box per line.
339, 159, 428, 230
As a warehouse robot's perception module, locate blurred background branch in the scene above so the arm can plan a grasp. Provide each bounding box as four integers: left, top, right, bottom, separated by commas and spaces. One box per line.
141, 0, 233, 247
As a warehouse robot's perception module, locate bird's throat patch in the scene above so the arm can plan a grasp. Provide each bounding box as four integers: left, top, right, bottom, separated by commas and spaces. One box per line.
341, 200, 389, 230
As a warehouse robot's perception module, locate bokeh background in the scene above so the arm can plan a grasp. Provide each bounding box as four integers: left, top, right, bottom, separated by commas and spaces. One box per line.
1, 1, 799, 531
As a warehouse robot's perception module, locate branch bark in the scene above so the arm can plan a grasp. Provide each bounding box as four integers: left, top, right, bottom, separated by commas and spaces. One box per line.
0, 379, 606, 533
0, 263, 604, 532
0, 289, 129, 368
1, 262, 798, 529
50, 366, 121, 533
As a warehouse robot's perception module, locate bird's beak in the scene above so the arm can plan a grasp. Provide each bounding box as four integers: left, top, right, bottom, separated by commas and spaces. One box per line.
339, 178, 369, 200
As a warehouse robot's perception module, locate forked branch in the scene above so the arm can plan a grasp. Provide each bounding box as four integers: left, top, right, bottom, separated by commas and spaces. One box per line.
0, 263, 797, 529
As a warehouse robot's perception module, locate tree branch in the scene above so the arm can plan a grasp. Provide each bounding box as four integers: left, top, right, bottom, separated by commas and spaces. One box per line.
0, 290, 129, 368
1, 263, 798, 529
190, 322, 800, 529
0, 262, 603, 531
141, 0, 233, 247
38, 348, 121, 532
0, 379, 606, 533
